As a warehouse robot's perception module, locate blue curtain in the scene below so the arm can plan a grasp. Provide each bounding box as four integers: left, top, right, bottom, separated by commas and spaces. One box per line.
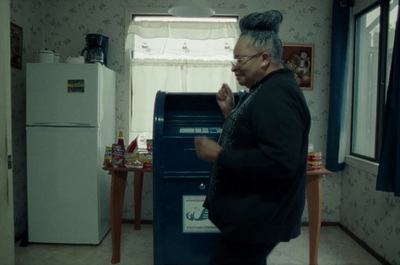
376, 5, 400, 197
325, 0, 351, 172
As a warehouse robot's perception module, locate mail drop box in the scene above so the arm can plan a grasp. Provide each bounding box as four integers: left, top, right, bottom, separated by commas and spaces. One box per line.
153, 91, 242, 265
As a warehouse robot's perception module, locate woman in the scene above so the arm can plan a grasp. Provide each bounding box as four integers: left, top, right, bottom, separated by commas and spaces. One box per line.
194, 10, 311, 265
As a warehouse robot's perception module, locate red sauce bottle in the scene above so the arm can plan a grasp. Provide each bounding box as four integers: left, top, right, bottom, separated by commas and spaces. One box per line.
117, 131, 125, 150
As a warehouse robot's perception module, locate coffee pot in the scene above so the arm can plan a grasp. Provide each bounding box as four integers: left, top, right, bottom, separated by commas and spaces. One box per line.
81, 34, 109, 66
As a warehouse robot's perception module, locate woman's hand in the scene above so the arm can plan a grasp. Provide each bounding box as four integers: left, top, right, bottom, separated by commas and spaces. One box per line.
216, 83, 234, 119
194, 137, 222, 163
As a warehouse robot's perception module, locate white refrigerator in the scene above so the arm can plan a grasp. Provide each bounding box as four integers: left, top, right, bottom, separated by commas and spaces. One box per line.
26, 63, 116, 244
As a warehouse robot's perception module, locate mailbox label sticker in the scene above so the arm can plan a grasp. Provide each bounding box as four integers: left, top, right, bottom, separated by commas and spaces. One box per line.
179, 127, 222, 134
182, 195, 219, 233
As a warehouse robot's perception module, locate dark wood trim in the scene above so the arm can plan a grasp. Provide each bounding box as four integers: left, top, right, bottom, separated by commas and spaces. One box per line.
15, 220, 390, 264
123, 219, 153, 225
14, 231, 26, 243
337, 223, 390, 265
301, 222, 388, 265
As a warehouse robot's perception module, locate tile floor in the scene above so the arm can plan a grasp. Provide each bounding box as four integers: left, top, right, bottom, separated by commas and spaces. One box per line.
15, 225, 383, 265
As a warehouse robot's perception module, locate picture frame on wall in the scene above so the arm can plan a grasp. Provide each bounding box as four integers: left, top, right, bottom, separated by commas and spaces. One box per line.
10, 22, 23, 69
282, 43, 314, 90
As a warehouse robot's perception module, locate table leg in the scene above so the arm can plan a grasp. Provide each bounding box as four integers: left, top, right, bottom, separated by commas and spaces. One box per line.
306, 174, 322, 265
134, 172, 144, 230
110, 171, 128, 264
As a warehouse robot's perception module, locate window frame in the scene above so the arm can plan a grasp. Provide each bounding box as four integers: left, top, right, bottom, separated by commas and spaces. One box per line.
124, 8, 245, 142
132, 14, 238, 21
127, 14, 240, 140
350, 0, 393, 163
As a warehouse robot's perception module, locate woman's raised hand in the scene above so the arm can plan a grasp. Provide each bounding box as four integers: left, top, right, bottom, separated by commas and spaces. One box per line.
216, 83, 234, 118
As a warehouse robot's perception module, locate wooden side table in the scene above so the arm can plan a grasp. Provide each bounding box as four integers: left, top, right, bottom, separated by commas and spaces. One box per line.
306, 167, 331, 265
103, 166, 152, 264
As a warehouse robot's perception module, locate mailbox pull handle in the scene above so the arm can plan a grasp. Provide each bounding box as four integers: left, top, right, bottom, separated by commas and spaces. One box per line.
184, 148, 197, 152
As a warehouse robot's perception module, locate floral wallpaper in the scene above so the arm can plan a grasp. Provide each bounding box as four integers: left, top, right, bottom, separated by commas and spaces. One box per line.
341, 166, 400, 264
8, 0, 399, 264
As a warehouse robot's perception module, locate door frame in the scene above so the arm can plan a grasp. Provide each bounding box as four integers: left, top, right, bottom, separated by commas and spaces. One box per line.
0, 0, 15, 264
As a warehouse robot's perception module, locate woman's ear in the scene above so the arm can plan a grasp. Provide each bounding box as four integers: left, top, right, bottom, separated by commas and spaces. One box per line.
261, 52, 270, 67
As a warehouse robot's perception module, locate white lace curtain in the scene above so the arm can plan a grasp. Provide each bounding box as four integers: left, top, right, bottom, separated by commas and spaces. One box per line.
125, 20, 240, 136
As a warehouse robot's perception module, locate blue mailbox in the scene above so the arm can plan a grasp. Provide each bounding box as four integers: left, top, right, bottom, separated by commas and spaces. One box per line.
153, 91, 242, 265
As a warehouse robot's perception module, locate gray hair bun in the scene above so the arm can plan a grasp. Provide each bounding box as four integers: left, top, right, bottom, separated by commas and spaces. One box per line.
239, 10, 283, 34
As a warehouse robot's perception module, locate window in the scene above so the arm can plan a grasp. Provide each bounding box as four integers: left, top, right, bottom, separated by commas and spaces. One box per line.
125, 15, 240, 139
351, 0, 398, 162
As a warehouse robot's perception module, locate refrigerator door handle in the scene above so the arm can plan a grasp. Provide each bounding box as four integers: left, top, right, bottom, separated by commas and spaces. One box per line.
27, 122, 95, 128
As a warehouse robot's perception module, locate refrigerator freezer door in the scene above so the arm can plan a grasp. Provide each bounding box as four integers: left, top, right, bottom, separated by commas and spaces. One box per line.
27, 127, 110, 244
26, 63, 111, 127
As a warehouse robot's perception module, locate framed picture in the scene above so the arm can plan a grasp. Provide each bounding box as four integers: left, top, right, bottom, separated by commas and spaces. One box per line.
10, 22, 23, 69
282, 43, 314, 90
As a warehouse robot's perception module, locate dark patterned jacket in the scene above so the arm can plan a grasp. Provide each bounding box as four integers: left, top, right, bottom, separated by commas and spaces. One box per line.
204, 68, 311, 244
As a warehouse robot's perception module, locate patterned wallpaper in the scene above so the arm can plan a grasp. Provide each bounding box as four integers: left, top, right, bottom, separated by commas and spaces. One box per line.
341, 166, 400, 264
9, 0, 399, 263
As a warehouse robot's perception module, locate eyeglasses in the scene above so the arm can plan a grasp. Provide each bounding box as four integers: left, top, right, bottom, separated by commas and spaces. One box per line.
231, 52, 263, 68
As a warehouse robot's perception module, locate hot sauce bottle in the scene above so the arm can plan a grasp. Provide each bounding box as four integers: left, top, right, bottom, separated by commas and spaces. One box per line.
117, 131, 125, 150
112, 131, 125, 167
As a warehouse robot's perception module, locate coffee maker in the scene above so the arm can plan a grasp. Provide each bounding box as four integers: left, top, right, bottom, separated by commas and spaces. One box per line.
81, 34, 109, 66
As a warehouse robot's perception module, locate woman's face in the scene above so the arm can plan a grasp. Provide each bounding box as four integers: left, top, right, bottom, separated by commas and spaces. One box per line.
231, 38, 267, 88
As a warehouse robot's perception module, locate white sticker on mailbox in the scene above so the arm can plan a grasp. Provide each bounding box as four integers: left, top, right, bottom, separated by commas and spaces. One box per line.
179, 127, 222, 134
182, 195, 219, 233
180, 127, 195, 133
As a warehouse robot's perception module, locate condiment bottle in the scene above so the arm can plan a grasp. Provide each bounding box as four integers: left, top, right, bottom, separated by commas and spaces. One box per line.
118, 131, 125, 150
